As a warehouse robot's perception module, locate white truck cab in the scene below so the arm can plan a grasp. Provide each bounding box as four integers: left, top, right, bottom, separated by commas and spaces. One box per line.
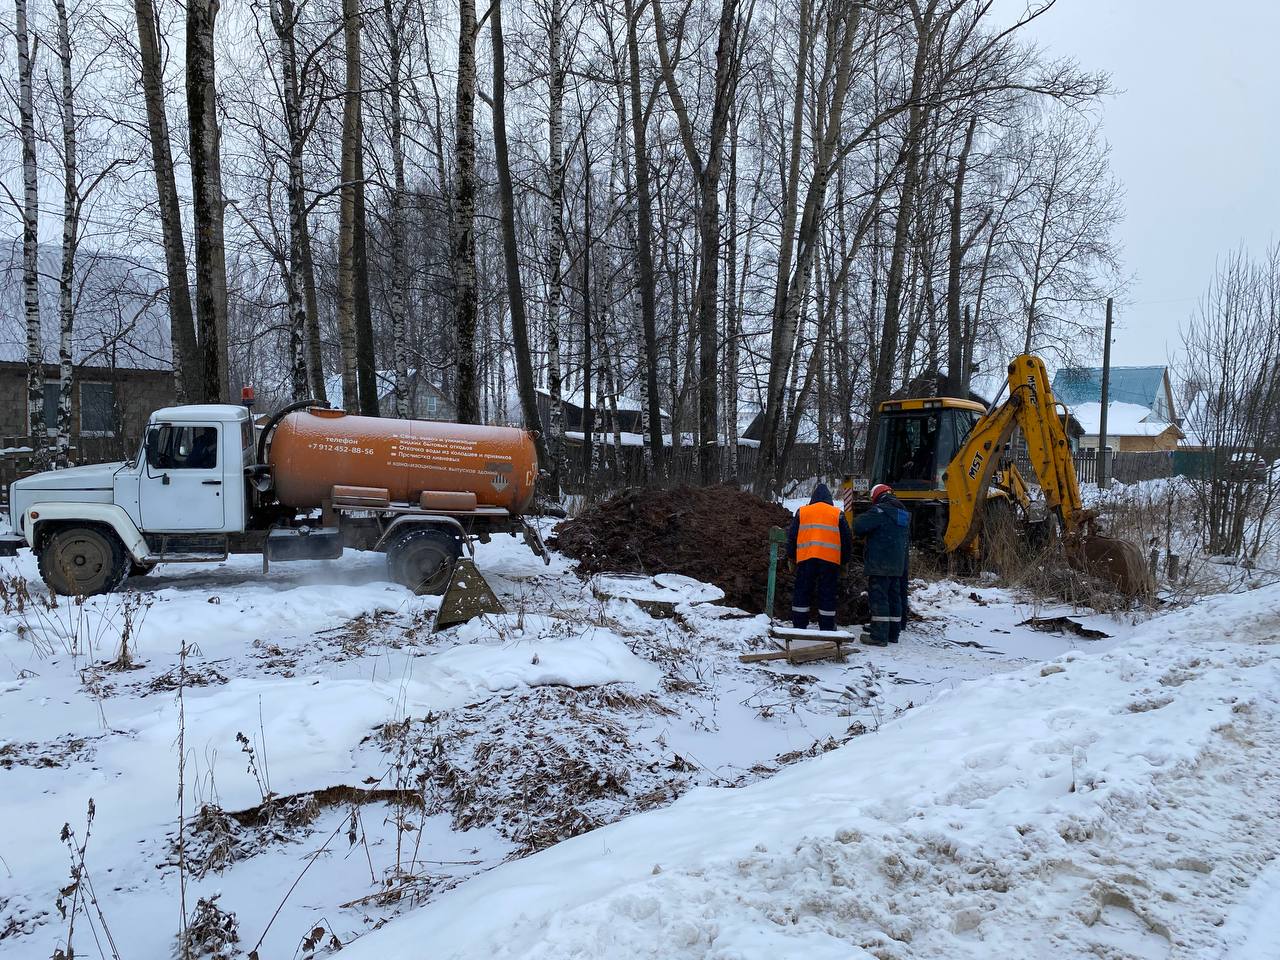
3, 404, 255, 594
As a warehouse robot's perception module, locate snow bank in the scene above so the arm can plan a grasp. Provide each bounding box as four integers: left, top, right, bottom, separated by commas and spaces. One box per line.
0, 547, 660, 960
338, 585, 1280, 959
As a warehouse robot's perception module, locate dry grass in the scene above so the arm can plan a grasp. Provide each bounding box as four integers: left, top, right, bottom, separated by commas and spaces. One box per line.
0, 734, 98, 770
385, 684, 697, 857
180, 894, 239, 959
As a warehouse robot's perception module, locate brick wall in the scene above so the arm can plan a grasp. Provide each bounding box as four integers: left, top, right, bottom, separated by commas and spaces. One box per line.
0, 362, 174, 456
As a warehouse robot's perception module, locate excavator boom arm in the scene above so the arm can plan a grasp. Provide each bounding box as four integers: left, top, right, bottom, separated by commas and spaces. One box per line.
942, 355, 1084, 551
1011, 355, 1084, 534
941, 395, 1021, 552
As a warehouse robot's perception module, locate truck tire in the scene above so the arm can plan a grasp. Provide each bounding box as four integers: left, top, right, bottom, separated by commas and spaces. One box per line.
39, 526, 129, 597
386, 528, 461, 595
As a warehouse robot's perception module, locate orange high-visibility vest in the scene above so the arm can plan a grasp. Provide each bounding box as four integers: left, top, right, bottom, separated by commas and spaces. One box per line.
796, 502, 843, 564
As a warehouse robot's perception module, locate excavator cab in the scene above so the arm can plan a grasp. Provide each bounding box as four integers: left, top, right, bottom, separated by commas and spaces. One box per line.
870, 399, 986, 493
847, 398, 992, 546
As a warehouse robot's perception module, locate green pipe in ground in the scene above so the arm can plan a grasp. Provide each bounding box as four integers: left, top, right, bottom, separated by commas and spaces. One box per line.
765, 525, 786, 622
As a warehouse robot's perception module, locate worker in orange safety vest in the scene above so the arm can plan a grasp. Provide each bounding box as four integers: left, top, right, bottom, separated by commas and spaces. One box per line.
785, 482, 854, 631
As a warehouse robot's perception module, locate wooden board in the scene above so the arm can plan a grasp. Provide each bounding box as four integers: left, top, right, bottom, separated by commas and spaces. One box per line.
739, 641, 849, 665
768, 626, 860, 643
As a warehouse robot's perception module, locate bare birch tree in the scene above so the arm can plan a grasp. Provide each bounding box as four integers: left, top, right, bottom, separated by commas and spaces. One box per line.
380, 0, 410, 416
51, 0, 76, 463
490, 0, 550, 479
335, 0, 362, 411
15, 0, 43, 443
134, 0, 202, 401
186, 0, 229, 401
451, 0, 480, 422
651, 0, 748, 483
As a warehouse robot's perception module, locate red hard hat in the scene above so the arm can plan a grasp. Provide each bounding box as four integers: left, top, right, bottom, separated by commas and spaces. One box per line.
870, 483, 893, 503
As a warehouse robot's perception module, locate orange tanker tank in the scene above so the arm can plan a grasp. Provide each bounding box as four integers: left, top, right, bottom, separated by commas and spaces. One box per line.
267, 408, 539, 514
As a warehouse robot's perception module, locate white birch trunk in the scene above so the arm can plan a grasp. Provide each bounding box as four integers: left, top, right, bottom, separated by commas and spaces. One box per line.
336, 0, 361, 411
545, 0, 565, 490
186, 0, 229, 402
15, 0, 42, 446
270, 0, 310, 399
383, 0, 409, 417
54, 0, 77, 466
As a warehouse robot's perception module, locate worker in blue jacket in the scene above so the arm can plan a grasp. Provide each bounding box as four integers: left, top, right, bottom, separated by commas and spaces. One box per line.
786, 482, 854, 631
853, 483, 911, 646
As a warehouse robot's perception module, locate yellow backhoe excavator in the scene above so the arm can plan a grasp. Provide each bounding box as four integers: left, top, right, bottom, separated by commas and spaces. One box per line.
843, 354, 1151, 597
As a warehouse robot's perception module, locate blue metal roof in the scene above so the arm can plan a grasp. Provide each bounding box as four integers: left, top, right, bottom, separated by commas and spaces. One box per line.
1052, 366, 1167, 409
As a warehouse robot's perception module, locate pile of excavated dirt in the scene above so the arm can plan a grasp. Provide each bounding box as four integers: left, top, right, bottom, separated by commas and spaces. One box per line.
550, 485, 868, 622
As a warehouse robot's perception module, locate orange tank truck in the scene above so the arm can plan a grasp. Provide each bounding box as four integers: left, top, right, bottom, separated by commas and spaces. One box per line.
268, 408, 539, 514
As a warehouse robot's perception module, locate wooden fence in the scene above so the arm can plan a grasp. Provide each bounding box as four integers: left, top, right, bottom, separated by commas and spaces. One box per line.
0, 435, 140, 509
1014, 449, 1176, 487
558, 438, 822, 494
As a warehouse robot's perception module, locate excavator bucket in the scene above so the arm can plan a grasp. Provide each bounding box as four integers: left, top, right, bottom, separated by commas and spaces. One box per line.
1071, 534, 1154, 599
433, 558, 506, 632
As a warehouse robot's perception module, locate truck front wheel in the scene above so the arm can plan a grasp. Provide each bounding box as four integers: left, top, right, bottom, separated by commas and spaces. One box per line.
39, 526, 129, 597
386, 528, 461, 595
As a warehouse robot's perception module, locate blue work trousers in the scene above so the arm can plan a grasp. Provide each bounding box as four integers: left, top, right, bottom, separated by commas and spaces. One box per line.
868, 574, 908, 643
792, 559, 839, 631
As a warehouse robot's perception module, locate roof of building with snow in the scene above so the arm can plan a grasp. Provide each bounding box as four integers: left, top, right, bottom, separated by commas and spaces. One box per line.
1071, 401, 1182, 438
535, 386, 670, 420
323, 369, 452, 411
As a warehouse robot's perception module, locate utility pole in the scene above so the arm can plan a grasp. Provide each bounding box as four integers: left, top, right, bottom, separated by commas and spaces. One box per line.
1097, 297, 1113, 489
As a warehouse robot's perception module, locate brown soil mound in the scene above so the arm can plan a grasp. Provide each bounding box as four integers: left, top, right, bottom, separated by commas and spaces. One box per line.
550, 485, 867, 621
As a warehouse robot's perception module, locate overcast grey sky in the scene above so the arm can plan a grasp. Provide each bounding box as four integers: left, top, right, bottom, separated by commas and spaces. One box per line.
1008, 0, 1280, 367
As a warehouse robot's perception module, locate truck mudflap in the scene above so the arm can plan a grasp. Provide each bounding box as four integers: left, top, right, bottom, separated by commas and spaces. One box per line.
521, 518, 551, 565
0, 533, 25, 556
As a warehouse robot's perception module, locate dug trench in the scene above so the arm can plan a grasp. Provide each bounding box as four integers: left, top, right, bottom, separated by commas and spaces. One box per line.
549, 484, 871, 623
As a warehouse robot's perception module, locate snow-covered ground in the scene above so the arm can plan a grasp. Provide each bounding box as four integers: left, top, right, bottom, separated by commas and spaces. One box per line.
340, 583, 1280, 960
1, 530, 1276, 958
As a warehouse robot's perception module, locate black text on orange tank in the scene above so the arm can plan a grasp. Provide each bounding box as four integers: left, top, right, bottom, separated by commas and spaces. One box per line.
267, 409, 538, 513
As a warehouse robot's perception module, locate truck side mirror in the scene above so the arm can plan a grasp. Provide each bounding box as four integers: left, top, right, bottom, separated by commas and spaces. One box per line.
144, 428, 164, 468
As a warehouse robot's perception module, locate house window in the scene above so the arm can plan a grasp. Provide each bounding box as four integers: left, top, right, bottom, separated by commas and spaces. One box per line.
42, 381, 60, 434
1152, 392, 1170, 422
80, 382, 117, 435
425, 394, 439, 416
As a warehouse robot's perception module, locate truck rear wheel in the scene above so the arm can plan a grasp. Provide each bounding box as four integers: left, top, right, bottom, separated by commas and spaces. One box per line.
386, 528, 461, 595
39, 526, 129, 597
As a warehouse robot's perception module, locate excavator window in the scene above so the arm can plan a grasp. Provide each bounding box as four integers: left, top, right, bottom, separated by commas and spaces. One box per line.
874, 413, 937, 490
874, 408, 984, 491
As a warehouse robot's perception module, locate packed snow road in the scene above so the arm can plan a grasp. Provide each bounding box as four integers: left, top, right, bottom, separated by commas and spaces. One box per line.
1, 532, 1269, 958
